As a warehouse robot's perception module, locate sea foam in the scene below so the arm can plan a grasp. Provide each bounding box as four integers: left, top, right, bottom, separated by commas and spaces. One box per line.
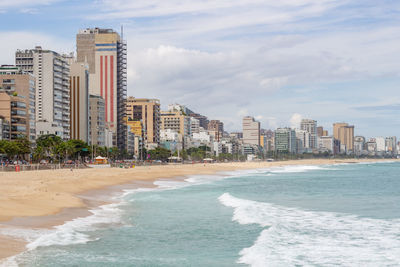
0, 202, 125, 253
219, 193, 400, 267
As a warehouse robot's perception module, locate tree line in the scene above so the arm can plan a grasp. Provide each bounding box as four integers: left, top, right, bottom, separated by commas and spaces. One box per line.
0, 134, 125, 162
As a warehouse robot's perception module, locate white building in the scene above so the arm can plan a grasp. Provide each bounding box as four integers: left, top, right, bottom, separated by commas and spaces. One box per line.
295, 129, 311, 153
190, 117, 200, 135
375, 137, 385, 152
318, 136, 334, 152
243, 116, 260, 145
300, 119, 317, 149
160, 129, 179, 142
192, 130, 212, 143
16, 47, 70, 140
213, 141, 222, 157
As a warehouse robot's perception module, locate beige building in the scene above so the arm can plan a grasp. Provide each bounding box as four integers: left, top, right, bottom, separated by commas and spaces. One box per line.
333, 122, 354, 152
76, 28, 127, 149
68, 60, 89, 142
160, 110, 190, 140
126, 97, 160, 147
0, 65, 36, 141
89, 95, 106, 146
243, 116, 260, 146
16, 47, 70, 140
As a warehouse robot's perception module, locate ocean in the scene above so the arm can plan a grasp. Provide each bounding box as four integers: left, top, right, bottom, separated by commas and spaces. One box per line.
3, 161, 400, 266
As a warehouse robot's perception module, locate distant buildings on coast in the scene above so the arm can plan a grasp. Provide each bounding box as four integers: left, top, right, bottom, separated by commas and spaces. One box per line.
0, 26, 398, 160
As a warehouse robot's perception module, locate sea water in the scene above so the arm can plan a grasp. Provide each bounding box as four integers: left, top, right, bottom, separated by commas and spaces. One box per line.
3, 161, 400, 266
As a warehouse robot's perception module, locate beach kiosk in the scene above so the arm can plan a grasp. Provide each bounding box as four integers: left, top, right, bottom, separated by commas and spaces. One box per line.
168, 156, 182, 163
95, 156, 108, 165
203, 158, 215, 163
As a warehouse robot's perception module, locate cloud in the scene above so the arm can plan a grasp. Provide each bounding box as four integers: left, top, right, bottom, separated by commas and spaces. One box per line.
0, 31, 73, 65
289, 113, 303, 129
3, 0, 400, 136
354, 104, 400, 112
0, 0, 59, 9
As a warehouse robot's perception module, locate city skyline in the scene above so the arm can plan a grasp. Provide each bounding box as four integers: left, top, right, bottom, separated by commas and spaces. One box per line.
1, 1, 400, 136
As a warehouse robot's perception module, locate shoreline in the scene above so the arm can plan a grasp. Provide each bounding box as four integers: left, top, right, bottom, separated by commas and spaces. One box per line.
0, 158, 396, 262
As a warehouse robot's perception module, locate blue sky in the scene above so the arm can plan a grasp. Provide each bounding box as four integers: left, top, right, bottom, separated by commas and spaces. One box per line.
1, 0, 400, 137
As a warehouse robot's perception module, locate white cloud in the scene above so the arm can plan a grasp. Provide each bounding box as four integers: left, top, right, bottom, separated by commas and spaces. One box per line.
289, 113, 303, 129
0, 31, 73, 65
0, 0, 58, 8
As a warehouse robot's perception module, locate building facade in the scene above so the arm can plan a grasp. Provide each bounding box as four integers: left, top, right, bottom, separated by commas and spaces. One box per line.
333, 122, 354, 153
16, 47, 70, 140
89, 95, 106, 146
69, 60, 89, 142
160, 110, 190, 140
275, 128, 297, 153
242, 116, 260, 146
126, 97, 160, 148
76, 28, 127, 149
300, 119, 317, 149
208, 120, 224, 142
0, 65, 36, 141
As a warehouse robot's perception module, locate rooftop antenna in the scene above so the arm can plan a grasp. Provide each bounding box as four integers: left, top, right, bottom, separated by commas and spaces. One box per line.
121, 25, 124, 40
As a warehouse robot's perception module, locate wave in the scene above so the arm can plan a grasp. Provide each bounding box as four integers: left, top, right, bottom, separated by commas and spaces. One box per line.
219, 193, 400, 267
0, 202, 125, 253
268, 165, 328, 174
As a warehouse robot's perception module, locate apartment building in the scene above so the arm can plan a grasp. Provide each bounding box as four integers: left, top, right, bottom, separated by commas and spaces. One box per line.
68, 59, 89, 142
126, 97, 160, 148
242, 116, 260, 146
0, 65, 36, 141
16, 47, 70, 140
333, 122, 354, 153
76, 28, 127, 149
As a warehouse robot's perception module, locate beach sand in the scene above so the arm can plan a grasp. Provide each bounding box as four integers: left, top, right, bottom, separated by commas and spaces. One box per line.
0, 158, 394, 262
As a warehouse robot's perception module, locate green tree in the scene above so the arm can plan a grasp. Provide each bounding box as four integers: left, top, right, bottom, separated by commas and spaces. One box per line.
14, 137, 31, 159
148, 147, 171, 161
36, 134, 63, 159
3, 141, 19, 160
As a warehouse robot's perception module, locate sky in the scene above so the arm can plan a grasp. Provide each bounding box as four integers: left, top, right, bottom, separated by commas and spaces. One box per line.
1, 0, 400, 137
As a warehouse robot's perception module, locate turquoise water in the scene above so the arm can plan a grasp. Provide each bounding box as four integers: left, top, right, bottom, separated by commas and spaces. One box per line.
5, 162, 400, 266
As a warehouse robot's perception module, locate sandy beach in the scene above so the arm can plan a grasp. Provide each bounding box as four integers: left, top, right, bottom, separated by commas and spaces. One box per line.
0, 158, 395, 261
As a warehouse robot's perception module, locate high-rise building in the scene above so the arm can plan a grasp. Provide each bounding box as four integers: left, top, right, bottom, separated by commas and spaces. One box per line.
375, 137, 385, 152
295, 129, 310, 153
354, 136, 365, 155
76, 28, 127, 149
68, 59, 89, 142
126, 97, 160, 148
317, 126, 329, 137
16, 47, 70, 140
160, 110, 190, 140
208, 120, 224, 141
189, 117, 200, 135
300, 119, 317, 148
318, 136, 340, 154
0, 65, 36, 141
274, 128, 296, 153
189, 113, 209, 129
243, 116, 260, 146
333, 122, 354, 153
89, 95, 106, 146
385, 136, 397, 154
